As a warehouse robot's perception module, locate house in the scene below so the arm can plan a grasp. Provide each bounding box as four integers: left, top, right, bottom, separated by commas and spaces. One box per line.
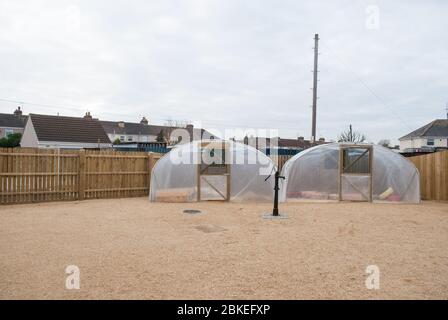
242, 136, 326, 155
101, 117, 159, 143
0, 107, 27, 138
399, 119, 448, 154
277, 136, 326, 150
100, 117, 216, 145
20, 113, 112, 149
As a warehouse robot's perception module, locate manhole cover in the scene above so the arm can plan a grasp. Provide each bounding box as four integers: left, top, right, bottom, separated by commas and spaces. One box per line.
183, 209, 202, 214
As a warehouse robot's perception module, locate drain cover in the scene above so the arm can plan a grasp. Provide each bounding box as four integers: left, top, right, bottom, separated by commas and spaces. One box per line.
183, 209, 202, 214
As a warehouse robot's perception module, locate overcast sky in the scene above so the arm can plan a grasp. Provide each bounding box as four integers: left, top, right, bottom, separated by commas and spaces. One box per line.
0, 0, 447, 144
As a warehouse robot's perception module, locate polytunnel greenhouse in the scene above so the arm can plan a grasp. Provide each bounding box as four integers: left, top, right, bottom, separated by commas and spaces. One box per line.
149, 140, 275, 202
280, 143, 420, 203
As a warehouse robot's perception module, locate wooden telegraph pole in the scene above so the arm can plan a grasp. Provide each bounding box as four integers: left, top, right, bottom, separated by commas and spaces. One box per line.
311, 34, 319, 143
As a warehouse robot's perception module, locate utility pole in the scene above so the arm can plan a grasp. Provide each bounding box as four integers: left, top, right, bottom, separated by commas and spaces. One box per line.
311, 33, 319, 143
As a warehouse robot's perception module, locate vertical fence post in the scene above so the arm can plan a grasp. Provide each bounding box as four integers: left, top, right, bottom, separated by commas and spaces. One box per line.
148, 153, 154, 195
78, 150, 86, 200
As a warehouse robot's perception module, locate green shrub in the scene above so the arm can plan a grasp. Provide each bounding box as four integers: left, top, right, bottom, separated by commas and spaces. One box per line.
0, 133, 22, 148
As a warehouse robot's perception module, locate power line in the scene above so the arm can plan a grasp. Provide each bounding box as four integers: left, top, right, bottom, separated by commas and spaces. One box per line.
320, 41, 413, 131
0, 97, 310, 131
0, 98, 84, 113
0, 97, 172, 123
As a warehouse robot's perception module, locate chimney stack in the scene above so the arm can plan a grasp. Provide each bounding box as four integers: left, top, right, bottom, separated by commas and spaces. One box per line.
118, 121, 125, 129
84, 111, 92, 119
186, 124, 194, 142
140, 116, 149, 125
14, 106, 22, 116
297, 136, 304, 141
318, 137, 325, 143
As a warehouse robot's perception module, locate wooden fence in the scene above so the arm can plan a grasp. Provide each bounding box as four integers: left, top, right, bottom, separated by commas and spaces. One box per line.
0, 148, 162, 205
270, 155, 292, 171
408, 151, 448, 201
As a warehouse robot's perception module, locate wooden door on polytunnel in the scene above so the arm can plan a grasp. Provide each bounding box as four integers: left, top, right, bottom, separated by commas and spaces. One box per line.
339, 145, 373, 202
197, 141, 230, 201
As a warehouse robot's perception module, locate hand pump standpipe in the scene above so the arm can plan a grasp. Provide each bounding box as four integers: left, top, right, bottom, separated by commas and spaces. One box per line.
262, 168, 287, 219
272, 171, 285, 216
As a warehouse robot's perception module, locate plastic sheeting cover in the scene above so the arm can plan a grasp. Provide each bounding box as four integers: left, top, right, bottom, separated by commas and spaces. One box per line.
149, 140, 275, 202
280, 143, 420, 203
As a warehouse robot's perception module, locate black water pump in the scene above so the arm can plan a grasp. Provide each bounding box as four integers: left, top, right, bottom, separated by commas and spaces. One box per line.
272, 171, 285, 216
264, 170, 286, 218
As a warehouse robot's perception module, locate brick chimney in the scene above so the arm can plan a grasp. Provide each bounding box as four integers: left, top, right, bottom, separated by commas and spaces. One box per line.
118, 121, 125, 129
318, 137, 325, 142
84, 111, 92, 119
297, 136, 304, 142
14, 106, 22, 116
140, 116, 148, 125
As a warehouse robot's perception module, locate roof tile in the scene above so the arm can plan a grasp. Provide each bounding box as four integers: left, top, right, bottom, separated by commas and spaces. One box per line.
30, 114, 110, 144
399, 119, 448, 140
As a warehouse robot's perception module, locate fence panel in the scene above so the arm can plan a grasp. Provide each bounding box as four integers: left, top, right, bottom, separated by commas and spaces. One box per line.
0, 148, 161, 205
0, 148, 80, 204
408, 151, 448, 201
84, 150, 151, 200
269, 155, 293, 172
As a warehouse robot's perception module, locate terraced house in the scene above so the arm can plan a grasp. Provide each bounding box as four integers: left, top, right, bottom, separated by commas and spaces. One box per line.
0, 107, 27, 138
100, 117, 215, 144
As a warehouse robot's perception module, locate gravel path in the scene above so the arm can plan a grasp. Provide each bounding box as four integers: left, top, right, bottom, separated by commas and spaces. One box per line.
1, 198, 447, 299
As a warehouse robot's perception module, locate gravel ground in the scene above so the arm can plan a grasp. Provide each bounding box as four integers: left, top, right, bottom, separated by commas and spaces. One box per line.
0, 198, 447, 299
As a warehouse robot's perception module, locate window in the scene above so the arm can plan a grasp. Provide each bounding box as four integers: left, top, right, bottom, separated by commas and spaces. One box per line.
427, 138, 434, 146
199, 142, 227, 174
120, 136, 125, 142
342, 147, 371, 174
5, 129, 14, 137
127, 136, 133, 142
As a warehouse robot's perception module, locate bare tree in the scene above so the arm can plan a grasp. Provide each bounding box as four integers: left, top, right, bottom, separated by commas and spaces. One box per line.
163, 119, 191, 145
156, 129, 165, 143
378, 139, 390, 147
338, 124, 367, 143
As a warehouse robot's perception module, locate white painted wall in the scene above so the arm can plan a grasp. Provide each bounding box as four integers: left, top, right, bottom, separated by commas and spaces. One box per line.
37, 141, 112, 149
20, 118, 38, 148
108, 133, 157, 143
400, 137, 448, 151
0, 126, 24, 138
433, 137, 448, 148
